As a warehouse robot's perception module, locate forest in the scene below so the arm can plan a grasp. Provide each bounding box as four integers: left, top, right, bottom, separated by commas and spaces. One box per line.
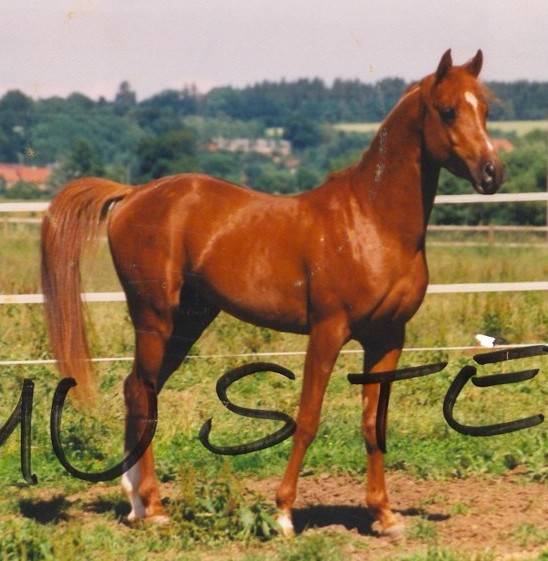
0, 77, 546, 225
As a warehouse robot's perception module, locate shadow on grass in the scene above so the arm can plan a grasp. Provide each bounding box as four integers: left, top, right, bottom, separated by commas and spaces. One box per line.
293, 505, 450, 535
19, 496, 70, 524
399, 507, 450, 522
85, 496, 130, 518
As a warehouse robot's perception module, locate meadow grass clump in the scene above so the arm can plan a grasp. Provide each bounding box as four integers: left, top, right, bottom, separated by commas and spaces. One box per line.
278, 533, 345, 561
394, 547, 496, 561
407, 518, 438, 543
512, 523, 548, 548
168, 463, 279, 547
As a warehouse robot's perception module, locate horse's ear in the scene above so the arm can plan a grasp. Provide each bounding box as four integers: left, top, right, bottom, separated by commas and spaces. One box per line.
464, 49, 483, 77
435, 49, 453, 83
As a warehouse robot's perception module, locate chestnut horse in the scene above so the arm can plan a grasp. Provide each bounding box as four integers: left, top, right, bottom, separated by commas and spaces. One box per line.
41, 50, 503, 537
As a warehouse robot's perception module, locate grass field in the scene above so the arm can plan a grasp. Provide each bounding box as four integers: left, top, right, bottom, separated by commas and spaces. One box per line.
334, 120, 548, 136
0, 223, 546, 560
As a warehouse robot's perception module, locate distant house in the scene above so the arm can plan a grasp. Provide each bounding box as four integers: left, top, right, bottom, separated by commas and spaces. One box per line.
207, 137, 292, 157
492, 138, 514, 153
0, 163, 51, 190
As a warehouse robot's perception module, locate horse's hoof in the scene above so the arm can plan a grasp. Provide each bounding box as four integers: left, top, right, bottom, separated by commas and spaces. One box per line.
276, 511, 295, 538
125, 513, 170, 526
147, 514, 171, 525
125, 511, 140, 524
372, 518, 405, 539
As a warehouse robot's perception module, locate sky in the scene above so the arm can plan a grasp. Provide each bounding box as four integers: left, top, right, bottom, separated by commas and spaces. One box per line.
2, 0, 547, 100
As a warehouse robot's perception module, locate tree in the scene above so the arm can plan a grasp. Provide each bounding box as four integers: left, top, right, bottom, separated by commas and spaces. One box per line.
114, 81, 137, 115
283, 113, 322, 150
135, 128, 198, 182
48, 139, 106, 191
296, 167, 320, 190
5, 180, 44, 200
66, 139, 105, 178
199, 152, 241, 182
0, 90, 34, 161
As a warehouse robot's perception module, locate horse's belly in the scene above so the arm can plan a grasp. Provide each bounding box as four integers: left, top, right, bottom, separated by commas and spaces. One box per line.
197, 276, 309, 333
190, 251, 310, 333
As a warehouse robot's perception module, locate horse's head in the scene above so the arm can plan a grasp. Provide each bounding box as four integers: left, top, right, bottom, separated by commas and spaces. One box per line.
420, 49, 504, 194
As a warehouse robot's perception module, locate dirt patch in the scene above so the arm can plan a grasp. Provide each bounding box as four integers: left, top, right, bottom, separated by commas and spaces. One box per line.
247, 471, 548, 559
10, 472, 546, 560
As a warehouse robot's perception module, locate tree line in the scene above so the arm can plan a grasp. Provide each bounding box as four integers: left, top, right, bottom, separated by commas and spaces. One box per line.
1, 77, 547, 165
0, 78, 546, 225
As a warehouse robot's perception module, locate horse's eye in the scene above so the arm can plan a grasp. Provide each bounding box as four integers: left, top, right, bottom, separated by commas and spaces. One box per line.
439, 107, 456, 123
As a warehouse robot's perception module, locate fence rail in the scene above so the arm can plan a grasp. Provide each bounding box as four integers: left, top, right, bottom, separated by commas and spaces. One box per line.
1, 192, 546, 366
433, 192, 548, 204
428, 224, 548, 232
1, 342, 546, 368
1, 281, 547, 306
2, 219, 547, 233
0, 192, 547, 214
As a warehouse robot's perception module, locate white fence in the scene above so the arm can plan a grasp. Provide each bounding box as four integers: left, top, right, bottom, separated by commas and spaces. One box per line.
0, 192, 546, 364
428, 225, 548, 232
0, 192, 547, 214
1, 281, 547, 306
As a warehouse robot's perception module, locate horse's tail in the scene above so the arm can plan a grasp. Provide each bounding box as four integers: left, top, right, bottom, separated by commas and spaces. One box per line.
41, 177, 133, 404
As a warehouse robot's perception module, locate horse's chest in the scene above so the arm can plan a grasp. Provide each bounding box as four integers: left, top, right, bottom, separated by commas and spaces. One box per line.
339, 249, 429, 324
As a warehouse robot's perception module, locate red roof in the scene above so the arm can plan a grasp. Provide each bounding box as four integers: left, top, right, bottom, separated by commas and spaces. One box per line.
492, 138, 514, 153
0, 163, 51, 185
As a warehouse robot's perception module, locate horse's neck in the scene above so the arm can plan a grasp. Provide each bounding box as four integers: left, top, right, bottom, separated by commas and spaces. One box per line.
351, 87, 439, 248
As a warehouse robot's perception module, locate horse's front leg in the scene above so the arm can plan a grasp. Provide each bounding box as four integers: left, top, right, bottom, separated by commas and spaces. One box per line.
275, 314, 349, 537
361, 327, 405, 537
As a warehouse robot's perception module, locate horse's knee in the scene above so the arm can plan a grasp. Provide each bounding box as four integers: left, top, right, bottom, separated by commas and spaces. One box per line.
362, 419, 379, 451
124, 373, 156, 408
294, 422, 317, 448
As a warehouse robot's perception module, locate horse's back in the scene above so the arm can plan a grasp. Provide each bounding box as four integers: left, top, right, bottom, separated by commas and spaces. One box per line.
107, 173, 314, 331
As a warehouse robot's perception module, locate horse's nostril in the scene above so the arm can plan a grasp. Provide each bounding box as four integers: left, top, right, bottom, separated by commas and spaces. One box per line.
484, 162, 495, 178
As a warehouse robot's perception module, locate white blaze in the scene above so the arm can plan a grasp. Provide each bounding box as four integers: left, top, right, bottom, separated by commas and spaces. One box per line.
464, 90, 479, 109
464, 91, 494, 152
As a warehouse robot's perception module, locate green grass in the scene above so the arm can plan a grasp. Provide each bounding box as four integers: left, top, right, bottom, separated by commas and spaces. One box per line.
0, 226, 546, 560
333, 122, 381, 134
407, 519, 438, 543
487, 120, 548, 135
333, 119, 548, 136
0, 226, 546, 483
512, 524, 548, 549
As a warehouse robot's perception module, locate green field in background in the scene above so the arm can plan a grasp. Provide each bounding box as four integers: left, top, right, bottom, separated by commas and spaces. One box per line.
334, 120, 548, 136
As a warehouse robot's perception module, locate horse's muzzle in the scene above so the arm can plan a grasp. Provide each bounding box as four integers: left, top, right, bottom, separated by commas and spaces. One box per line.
473, 158, 505, 195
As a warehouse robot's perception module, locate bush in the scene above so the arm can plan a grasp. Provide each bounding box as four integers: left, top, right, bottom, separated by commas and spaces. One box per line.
4, 180, 45, 200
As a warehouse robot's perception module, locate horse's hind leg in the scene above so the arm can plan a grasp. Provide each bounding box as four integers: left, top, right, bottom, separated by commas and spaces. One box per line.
122, 283, 219, 522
